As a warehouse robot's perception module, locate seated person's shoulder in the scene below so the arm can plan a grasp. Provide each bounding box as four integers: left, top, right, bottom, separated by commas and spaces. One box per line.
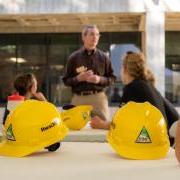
132, 79, 152, 90
124, 79, 153, 99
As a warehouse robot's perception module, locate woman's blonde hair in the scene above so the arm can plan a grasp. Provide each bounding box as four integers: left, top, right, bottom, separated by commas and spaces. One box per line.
122, 51, 155, 84
146, 69, 156, 86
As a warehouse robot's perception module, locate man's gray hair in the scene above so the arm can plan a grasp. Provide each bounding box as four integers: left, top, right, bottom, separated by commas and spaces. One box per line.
82, 25, 98, 36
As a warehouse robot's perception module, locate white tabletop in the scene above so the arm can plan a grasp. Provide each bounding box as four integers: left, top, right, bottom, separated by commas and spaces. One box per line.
63, 122, 108, 142
0, 142, 179, 180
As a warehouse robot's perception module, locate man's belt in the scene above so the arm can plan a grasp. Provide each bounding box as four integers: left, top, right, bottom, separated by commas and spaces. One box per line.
75, 90, 103, 96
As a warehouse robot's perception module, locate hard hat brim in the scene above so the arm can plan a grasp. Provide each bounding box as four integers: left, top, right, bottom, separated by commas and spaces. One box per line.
0, 127, 68, 157
0, 140, 42, 157
107, 134, 170, 160
61, 105, 93, 130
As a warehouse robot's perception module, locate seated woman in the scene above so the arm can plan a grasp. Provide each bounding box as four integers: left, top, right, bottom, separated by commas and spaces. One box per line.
3, 73, 46, 123
90, 52, 179, 139
4, 73, 59, 151
13, 73, 46, 101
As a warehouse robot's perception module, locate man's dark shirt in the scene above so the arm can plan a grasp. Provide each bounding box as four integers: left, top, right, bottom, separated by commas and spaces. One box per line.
63, 47, 116, 94
121, 78, 179, 129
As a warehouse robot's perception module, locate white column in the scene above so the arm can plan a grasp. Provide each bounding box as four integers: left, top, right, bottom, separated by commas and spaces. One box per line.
146, 11, 165, 95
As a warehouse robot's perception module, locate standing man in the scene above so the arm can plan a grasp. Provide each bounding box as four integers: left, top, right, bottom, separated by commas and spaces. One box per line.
63, 25, 116, 121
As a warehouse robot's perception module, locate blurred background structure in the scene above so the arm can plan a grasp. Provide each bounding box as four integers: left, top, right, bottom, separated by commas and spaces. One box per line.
0, 0, 180, 107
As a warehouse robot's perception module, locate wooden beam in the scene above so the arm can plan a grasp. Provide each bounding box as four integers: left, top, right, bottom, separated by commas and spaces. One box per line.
14, 17, 30, 26
139, 15, 145, 31
0, 12, 144, 33
99, 24, 138, 32
0, 24, 139, 33
141, 31, 146, 57
165, 24, 180, 31
46, 17, 61, 26
111, 16, 118, 25
0, 12, 143, 20
166, 12, 180, 31
78, 16, 89, 25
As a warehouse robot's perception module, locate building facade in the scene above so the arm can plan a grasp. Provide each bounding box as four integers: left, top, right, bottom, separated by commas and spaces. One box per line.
0, 0, 180, 106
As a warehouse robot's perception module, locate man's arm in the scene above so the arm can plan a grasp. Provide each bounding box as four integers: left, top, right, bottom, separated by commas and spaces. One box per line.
99, 55, 116, 86
86, 54, 116, 86
90, 116, 111, 129
63, 57, 79, 87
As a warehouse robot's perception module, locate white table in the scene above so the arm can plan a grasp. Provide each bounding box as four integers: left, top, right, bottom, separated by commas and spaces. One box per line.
0, 142, 179, 180
63, 123, 108, 142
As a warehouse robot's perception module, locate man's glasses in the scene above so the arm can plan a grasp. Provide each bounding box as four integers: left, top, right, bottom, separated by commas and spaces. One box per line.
87, 32, 101, 37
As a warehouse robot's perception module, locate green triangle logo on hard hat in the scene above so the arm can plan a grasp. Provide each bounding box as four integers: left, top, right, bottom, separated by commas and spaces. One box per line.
6, 124, 16, 141
135, 126, 151, 143
82, 112, 88, 121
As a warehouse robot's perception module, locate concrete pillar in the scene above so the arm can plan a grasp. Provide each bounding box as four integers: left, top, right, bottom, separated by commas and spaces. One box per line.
146, 10, 165, 95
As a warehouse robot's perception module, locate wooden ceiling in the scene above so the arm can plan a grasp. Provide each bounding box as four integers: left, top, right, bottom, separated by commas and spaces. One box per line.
166, 13, 180, 31
0, 12, 180, 33
0, 13, 145, 33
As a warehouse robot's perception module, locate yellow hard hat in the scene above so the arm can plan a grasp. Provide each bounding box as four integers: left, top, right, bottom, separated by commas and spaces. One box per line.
0, 100, 68, 157
107, 101, 170, 160
61, 105, 93, 130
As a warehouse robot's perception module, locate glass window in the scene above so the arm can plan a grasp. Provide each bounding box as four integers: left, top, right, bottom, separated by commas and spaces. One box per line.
49, 33, 81, 106
165, 32, 180, 106
17, 43, 47, 97
99, 32, 141, 106
0, 32, 141, 107
109, 44, 140, 106
0, 45, 16, 104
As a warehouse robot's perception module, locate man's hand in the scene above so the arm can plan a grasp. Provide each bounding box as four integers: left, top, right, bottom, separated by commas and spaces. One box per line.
86, 74, 101, 84
76, 70, 93, 82
76, 69, 101, 84
90, 116, 110, 130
